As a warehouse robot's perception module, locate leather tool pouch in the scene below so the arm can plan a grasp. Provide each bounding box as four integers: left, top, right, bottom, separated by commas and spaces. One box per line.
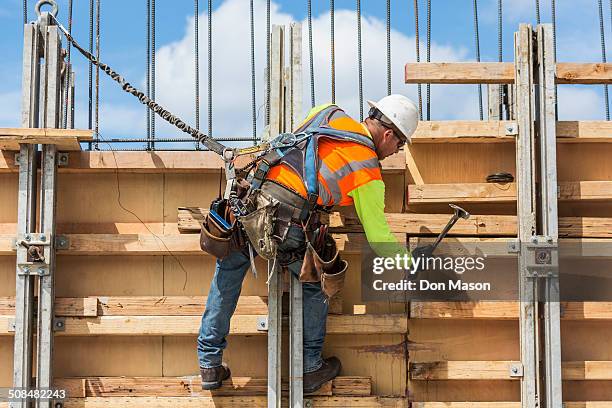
238, 189, 280, 260
299, 230, 347, 298
199, 199, 245, 259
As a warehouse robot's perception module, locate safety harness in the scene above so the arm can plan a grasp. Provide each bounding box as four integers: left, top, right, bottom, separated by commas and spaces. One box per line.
246, 105, 376, 222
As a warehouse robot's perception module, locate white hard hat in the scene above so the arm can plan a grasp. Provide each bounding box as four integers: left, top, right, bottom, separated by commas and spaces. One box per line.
367, 94, 419, 143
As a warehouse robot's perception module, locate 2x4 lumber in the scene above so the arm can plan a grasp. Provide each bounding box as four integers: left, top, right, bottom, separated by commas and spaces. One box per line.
0, 314, 407, 336
20, 396, 406, 408
410, 301, 612, 320
408, 181, 612, 204
411, 120, 515, 143
405, 62, 612, 84
0, 128, 92, 151
53, 376, 370, 397
0, 295, 343, 317
409, 361, 612, 380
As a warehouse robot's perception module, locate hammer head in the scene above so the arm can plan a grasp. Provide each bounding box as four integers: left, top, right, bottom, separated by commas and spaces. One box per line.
449, 204, 470, 220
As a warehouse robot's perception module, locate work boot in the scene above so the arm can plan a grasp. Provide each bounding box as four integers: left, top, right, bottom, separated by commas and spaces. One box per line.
200, 362, 231, 390
303, 356, 342, 394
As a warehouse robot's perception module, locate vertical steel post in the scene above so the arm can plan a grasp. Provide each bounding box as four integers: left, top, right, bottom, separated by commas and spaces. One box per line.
288, 22, 304, 408
514, 23, 540, 407
267, 24, 284, 408
12, 21, 41, 408
536, 24, 563, 408
36, 23, 61, 408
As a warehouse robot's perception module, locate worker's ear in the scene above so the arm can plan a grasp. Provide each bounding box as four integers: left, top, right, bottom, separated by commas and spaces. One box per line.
383, 128, 394, 141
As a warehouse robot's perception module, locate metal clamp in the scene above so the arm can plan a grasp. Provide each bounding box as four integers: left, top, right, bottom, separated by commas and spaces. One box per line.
17, 264, 49, 276
505, 122, 518, 136
35, 0, 59, 18
524, 236, 559, 278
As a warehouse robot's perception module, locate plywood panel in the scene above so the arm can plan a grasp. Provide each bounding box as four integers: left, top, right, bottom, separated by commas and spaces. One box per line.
0, 338, 13, 387
56, 256, 163, 297
57, 174, 164, 225
562, 321, 612, 360
162, 173, 225, 233
54, 337, 162, 377
162, 256, 267, 297
406, 144, 516, 184
0, 175, 17, 223
325, 334, 406, 396
162, 336, 267, 378
409, 380, 519, 402
558, 144, 612, 182
0, 257, 15, 296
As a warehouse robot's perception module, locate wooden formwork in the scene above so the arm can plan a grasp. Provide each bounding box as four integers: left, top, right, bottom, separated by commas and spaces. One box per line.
2, 27, 612, 408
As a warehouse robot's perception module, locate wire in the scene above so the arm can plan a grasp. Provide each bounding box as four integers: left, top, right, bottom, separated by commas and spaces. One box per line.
330, 0, 335, 103
250, 0, 257, 143
308, 0, 315, 107
535, 0, 541, 24
266, 0, 270, 125
426, 0, 431, 120
151, 0, 157, 148
63, 0, 74, 129
357, 0, 363, 121
195, 0, 200, 149
94, 0, 101, 149
386, 0, 392, 95
472, 0, 483, 120
598, 0, 610, 120
413, 0, 422, 120
207, 0, 213, 141
551, 0, 558, 119
498, 0, 503, 119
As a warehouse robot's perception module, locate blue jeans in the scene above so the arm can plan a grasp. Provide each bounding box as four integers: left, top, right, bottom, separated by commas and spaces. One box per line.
197, 226, 328, 373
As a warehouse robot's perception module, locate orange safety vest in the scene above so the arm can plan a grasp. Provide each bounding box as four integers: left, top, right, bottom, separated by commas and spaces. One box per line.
265, 105, 382, 206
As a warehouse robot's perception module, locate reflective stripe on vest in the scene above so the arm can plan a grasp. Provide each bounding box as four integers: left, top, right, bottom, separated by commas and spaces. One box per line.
266, 104, 382, 206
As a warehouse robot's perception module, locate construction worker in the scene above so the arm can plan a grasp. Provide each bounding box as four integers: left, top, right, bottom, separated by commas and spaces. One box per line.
198, 94, 420, 392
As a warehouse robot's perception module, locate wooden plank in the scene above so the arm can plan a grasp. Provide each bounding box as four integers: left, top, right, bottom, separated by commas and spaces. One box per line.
97, 296, 266, 316
405, 62, 515, 84
556, 63, 612, 84
55, 297, 98, 317
405, 62, 612, 84
408, 181, 612, 204
54, 378, 87, 398
558, 121, 612, 142
39, 396, 407, 408
0, 314, 407, 336
410, 302, 612, 320
53, 376, 368, 397
410, 360, 612, 380
408, 183, 516, 204
412, 121, 516, 143
0, 151, 406, 173
0, 128, 92, 151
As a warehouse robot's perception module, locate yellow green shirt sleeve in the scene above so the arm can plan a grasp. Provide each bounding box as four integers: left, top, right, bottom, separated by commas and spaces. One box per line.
348, 180, 409, 258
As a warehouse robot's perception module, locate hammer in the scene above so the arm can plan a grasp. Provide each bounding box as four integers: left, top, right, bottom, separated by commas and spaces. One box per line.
429, 204, 470, 252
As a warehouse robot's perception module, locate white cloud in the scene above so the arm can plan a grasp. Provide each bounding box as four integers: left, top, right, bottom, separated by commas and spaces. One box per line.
557, 86, 607, 120
143, 0, 477, 142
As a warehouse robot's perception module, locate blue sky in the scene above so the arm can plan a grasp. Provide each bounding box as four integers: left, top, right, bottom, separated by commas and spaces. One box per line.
0, 0, 610, 146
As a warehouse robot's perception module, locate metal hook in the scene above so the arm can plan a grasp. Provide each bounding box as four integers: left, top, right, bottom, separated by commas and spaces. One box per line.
35, 0, 59, 18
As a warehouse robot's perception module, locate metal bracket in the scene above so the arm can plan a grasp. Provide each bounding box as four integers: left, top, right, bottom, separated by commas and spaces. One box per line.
53, 317, 66, 332
509, 362, 524, 378
58, 152, 69, 167
257, 316, 268, 331
304, 399, 313, 408
7, 318, 16, 332
55, 235, 69, 250
505, 122, 518, 136
14, 153, 22, 166
524, 235, 558, 278
507, 239, 520, 253
17, 264, 49, 276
